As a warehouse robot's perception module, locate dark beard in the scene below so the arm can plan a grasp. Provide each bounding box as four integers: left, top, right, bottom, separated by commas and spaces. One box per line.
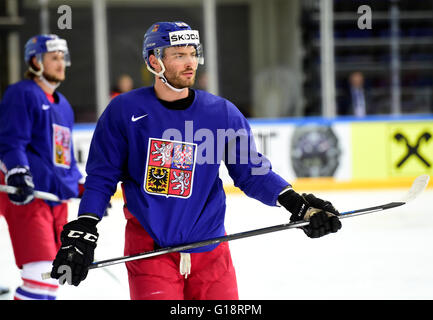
42, 71, 63, 83
164, 69, 196, 89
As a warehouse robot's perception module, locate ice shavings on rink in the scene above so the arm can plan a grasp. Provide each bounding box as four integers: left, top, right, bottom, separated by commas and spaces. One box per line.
1, 188, 432, 300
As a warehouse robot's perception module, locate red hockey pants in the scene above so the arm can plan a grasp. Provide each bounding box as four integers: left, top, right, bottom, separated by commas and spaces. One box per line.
123, 207, 239, 300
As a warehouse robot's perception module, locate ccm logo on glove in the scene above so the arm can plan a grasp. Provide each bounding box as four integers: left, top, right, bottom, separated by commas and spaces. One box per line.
67, 230, 98, 242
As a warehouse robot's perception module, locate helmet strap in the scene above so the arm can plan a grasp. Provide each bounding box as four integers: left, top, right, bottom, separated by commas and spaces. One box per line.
28, 62, 43, 77
39, 75, 61, 91
146, 58, 186, 93
29, 59, 61, 91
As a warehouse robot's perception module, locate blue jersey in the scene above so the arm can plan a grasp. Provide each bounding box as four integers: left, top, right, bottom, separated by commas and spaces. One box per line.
0, 80, 82, 203
78, 87, 289, 251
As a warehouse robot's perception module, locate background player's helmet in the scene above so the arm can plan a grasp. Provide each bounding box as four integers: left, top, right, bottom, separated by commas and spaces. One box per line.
24, 34, 71, 67
142, 21, 204, 68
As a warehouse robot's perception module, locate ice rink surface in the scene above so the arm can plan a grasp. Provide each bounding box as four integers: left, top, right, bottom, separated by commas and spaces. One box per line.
1, 187, 432, 300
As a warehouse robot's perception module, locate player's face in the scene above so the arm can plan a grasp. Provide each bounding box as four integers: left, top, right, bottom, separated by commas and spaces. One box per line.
162, 45, 198, 89
42, 51, 66, 82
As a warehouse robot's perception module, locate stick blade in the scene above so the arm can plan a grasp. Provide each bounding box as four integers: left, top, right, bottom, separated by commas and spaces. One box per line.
400, 175, 430, 203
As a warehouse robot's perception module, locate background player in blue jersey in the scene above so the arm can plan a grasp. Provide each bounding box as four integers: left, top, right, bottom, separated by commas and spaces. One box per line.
0, 34, 82, 300
50, 22, 342, 299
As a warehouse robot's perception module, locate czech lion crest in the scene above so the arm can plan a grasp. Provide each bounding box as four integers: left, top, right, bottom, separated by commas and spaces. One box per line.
144, 138, 197, 198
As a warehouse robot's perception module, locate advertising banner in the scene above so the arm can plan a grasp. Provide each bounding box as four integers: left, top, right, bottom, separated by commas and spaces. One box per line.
73, 116, 433, 192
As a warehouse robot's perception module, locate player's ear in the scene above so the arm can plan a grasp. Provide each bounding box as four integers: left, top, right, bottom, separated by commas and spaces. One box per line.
149, 54, 161, 72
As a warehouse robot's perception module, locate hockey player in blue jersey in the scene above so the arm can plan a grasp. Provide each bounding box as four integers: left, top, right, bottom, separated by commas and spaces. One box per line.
0, 34, 83, 300
50, 21, 342, 299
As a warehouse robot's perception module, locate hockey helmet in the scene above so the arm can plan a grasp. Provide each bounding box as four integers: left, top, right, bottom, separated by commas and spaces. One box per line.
24, 34, 71, 66
142, 21, 204, 68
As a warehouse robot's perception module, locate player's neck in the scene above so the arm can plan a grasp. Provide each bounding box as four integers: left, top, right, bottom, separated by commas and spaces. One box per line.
154, 78, 189, 102
34, 77, 56, 95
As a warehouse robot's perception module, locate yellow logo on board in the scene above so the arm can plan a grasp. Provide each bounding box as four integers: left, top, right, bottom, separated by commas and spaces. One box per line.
388, 123, 433, 177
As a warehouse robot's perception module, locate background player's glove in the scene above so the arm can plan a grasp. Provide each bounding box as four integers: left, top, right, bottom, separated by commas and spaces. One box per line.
5, 166, 35, 205
50, 214, 99, 286
278, 188, 342, 238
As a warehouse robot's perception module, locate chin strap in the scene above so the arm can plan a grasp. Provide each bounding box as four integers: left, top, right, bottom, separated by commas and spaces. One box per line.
28, 60, 61, 91
146, 59, 186, 93
39, 75, 61, 91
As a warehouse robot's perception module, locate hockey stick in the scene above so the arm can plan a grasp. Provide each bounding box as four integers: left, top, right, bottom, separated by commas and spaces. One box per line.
0, 184, 63, 202
41, 174, 429, 280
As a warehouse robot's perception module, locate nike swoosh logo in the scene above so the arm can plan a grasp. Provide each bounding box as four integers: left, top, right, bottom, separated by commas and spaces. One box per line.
131, 114, 148, 122
42, 104, 50, 110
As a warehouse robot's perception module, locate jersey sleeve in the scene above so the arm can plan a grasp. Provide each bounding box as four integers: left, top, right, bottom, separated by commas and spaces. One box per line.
0, 85, 34, 170
223, 101, 290, 206
78, 97, 128, 218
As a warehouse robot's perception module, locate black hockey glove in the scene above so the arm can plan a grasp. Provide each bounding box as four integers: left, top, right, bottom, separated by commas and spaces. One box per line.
51, 214, 99, 286
278, 188, 342, 238
5, 166, 35, 205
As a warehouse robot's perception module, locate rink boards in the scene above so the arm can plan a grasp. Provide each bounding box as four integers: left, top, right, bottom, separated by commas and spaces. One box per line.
72, 114, 433, 194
